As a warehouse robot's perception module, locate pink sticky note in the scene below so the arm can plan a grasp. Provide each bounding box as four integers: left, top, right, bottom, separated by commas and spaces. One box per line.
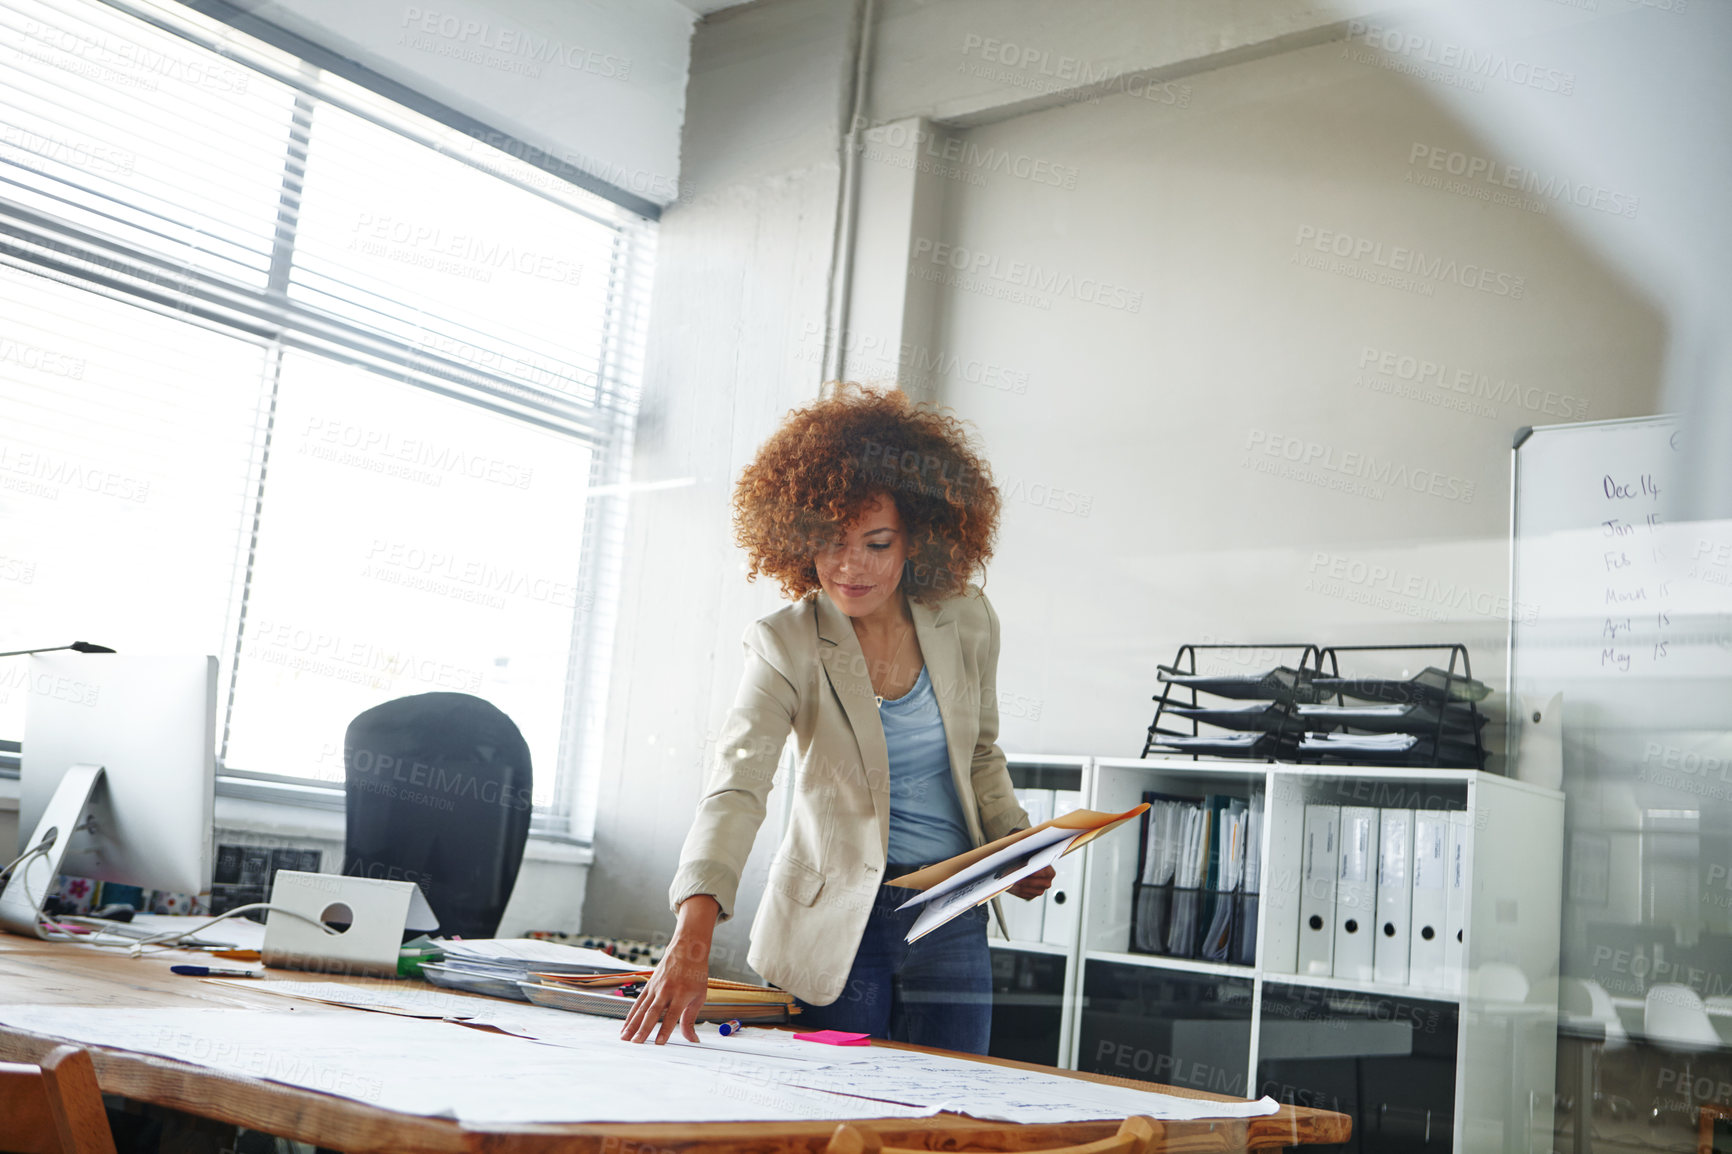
793, 1029, 872, 1046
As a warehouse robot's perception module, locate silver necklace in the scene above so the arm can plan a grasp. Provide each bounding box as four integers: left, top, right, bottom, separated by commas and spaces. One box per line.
871, 621, 915, 708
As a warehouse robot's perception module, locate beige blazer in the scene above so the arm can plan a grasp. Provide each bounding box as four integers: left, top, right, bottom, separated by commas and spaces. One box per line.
667, 584, 1028, 1006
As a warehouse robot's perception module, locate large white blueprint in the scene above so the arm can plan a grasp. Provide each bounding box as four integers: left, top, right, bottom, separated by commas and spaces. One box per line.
0, 998, 1281, 1126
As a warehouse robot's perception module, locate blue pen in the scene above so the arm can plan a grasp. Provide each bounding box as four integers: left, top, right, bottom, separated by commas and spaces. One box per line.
170, 965, 263, 978
717, 1019, 745, 1036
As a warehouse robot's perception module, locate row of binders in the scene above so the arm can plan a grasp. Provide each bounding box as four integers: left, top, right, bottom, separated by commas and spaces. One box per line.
1264, 805, 1469, 991
1130, 793, 1263, 964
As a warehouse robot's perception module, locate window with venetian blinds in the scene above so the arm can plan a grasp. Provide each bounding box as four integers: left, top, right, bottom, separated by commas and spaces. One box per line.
0, 0, 652, 837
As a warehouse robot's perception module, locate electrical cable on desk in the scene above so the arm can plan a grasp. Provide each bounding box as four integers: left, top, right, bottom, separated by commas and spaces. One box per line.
1, 835, 62, 939
1, 835, 56, 881
107, 905, 343, 957
2, 819, 107, 939
4, 830, 342, 955
28, 889, 341, 957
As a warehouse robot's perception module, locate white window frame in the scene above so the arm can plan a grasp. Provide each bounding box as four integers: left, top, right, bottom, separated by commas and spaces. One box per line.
0, 0, 658, 847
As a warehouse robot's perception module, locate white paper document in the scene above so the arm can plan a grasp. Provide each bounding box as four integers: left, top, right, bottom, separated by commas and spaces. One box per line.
0, 1002, 1285, 1127
999, 790, 1053, 942
757, 1045, 1283, 1123
231, 980, 837, 1069
900, 833, 1080, 944
893, 824, 1079, 910
0, 1005, 932, 1124
237, 978, 501, 1020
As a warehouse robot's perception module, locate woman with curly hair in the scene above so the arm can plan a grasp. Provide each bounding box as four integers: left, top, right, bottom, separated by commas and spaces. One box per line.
620, 382, 1049, 1054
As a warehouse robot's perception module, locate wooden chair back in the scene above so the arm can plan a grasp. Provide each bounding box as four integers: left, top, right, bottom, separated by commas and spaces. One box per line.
825, 1115, 1161, 1154
0, 1046, 117, 1154
1700, 1101, 1732, 1154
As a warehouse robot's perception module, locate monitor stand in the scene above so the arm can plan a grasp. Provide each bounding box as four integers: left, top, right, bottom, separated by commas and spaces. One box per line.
0, 763, 105, 938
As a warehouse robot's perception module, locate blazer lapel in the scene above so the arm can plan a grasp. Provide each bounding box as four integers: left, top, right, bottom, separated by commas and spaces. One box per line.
910, 598, 983, 847
814, 592, 891, 850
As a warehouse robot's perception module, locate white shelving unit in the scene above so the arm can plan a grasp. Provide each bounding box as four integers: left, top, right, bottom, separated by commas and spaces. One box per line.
992, 754, 1564, 1154
987, 754, 1090, 1068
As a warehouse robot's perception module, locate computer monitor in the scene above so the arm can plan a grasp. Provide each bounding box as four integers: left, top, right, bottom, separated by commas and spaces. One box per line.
1, 654, 217, 936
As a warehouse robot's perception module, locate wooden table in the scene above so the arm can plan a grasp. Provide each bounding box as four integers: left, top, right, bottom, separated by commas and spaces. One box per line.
0, 933, 1349, 1153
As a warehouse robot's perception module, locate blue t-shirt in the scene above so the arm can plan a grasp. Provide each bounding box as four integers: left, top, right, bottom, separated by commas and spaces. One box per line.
880, 664, 972, 865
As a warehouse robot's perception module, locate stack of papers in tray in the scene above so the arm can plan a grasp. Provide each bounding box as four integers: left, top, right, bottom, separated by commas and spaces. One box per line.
1298, 731, 1482, 767
1155, 665, 1326, 704
1299, 732, 1418, 756
423, 938, 642, 1001
1312, 666, 1490, 705
1144, 731, 1287, 759
1295, 702, 1485, 733
1164, 702, 1296, 732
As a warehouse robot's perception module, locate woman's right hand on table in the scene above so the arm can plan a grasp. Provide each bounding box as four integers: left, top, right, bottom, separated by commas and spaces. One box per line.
620, 894, 718, 1044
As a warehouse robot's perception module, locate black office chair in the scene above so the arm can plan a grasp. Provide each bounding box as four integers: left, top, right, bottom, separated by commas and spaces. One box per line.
342, 692, 532, 941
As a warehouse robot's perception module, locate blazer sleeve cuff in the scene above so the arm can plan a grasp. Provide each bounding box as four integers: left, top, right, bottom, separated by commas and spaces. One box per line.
669, 859, 740, 922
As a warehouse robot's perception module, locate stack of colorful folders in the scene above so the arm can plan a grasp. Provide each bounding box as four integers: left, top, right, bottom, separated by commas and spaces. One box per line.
517, 970, 800, 1023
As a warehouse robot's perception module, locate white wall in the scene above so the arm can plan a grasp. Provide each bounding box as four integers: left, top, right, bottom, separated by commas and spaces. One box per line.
1356, 0, 1732, 518
913, 35, 1664, 758
578, 0, 1680, 980
580, 0, 858, 976
250, 0, 695, 205
868, 0, 1363, 125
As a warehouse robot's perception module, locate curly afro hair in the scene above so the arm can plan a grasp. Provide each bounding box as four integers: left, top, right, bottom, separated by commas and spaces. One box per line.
733, 382, 1001, 605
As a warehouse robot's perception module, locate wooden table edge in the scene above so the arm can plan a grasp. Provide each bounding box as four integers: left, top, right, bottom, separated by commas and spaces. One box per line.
0, 1022, 1349, 1152
0, 938, 1349, 1152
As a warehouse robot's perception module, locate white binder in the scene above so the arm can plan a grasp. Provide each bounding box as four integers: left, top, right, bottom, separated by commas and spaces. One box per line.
1297, 804, 1340, 976
1409, 811, 1451, 990
1262, 788, 1306, 973
1332, 807, 1379, 981
999, 789, 1051, 942
1443, 809, 1472, 993
1040, 789, 1084, 947
1373, 809, 1415, 986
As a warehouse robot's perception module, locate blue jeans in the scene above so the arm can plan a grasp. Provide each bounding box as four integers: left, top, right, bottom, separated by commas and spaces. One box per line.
794, 876, 993, 1055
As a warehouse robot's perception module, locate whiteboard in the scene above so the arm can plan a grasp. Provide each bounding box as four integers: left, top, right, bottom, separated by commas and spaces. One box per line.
1511, 416, 1732, 735
1508, 416, 1732, 940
